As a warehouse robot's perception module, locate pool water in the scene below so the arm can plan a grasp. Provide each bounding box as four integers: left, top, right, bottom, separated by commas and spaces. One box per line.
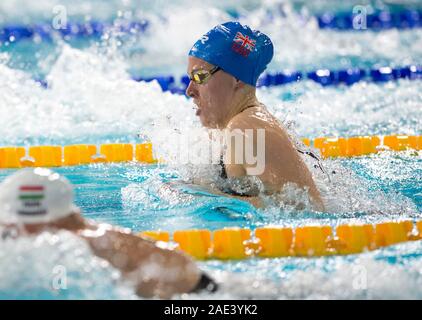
0, 0, 421, 299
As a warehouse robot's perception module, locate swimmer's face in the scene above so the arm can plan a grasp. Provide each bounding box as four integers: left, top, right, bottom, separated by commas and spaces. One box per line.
186, 56, 240, 129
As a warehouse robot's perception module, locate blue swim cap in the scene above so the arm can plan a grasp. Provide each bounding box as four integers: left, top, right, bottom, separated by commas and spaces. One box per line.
189, 21, 274, 87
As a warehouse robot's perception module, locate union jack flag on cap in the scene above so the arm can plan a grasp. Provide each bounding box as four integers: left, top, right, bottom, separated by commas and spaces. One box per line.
233, 32, 256, 52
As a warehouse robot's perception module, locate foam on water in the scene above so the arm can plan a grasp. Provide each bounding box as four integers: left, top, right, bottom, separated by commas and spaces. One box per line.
2, 1, 422, 76
114, 2, 422, 75
0, 229, 136, 299
194, 240, 422, 299
2, 225, 422, 299
251, 10, 422, 70
257, 80, 422, 138
0, 44, 196, 146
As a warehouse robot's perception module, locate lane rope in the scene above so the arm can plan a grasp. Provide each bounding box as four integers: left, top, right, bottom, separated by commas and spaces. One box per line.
32, 64, 421, 93
35, 65, 422, 91
138, 220, 422, 260
137, 65, 422, 94
0, 134, 420, 169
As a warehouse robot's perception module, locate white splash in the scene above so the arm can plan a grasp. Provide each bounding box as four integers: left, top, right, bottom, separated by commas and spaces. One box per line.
0, 230, 136, 299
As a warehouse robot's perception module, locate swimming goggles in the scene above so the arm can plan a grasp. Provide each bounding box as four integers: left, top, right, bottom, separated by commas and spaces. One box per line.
189, 66, 221, 85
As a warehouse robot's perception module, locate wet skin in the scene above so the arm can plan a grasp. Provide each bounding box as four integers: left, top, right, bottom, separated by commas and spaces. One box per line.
186, 56, 325, 211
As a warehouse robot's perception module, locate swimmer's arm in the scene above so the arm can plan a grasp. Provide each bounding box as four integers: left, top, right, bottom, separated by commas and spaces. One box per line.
225, 117, 325, 210
224, 193, 263, 208
80, 228, 201, 298
194, 180, 264, 208
224, 116, 271, 183
217, 164, 263, 207
220, 119, 270, 207
166, 180, 263, 208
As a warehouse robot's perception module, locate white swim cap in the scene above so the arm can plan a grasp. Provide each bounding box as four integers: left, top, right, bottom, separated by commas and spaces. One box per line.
0, 168, 78, 224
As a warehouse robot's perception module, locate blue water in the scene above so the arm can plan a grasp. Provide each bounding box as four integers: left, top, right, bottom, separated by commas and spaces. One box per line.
0, 0, 421, 299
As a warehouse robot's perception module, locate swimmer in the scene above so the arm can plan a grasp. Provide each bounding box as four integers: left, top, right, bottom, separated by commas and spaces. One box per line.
0, 168, 218, 298
186, 21, 325, 211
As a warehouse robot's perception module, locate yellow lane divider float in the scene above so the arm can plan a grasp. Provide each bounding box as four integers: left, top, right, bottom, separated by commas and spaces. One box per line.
310, 134, 422, 158
0, 142, 158, 168
0, 134, 421, 169
138, 220, 422, 260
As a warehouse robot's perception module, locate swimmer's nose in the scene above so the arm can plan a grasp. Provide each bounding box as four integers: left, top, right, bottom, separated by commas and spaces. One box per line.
186, 80, 198, 99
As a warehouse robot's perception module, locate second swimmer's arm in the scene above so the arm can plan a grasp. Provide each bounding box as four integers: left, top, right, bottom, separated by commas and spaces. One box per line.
81, 227, 201, 298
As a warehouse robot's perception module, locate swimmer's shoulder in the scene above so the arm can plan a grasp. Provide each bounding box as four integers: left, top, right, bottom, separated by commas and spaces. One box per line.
227, 104, 283, 133
227, 104, 269, 130
227, 105, 290, 148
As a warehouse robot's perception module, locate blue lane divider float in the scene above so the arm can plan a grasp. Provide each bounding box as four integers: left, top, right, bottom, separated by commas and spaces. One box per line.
33, 65, 421, 93
271, 65, 420, 87
317, 9, 422, 30
1, 10, 421, 44
0, 20, 149, 43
